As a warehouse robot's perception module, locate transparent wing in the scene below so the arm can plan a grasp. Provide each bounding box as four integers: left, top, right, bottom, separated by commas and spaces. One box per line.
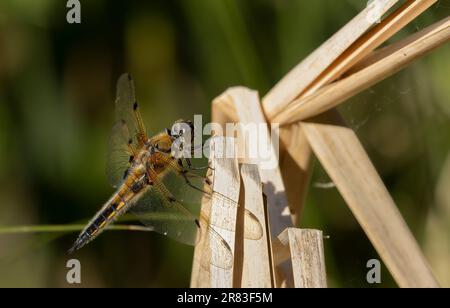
131, 186, 199, 245
129, 157, 263, 268
130, 179, 233, 269
114, 73, 146, 146
106, 73, 148, 188
152, 152, 264, 240
106, 120, 133, 188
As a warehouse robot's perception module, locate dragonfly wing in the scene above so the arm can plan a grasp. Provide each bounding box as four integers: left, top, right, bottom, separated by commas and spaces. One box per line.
130, 181, 233, 269
152, 152, 264, 241
201, 190, 263, 241
106, 120, 132, 188
242, 209, 263, 240
116, 73, 148, 147
131, 185, 199, 246
106, 73, 149, 188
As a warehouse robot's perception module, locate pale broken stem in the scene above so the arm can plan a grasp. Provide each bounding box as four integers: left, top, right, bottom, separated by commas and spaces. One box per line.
206, 2, 438, 229
198, 2, 445, 289
301, 110, 439, 287
278, 228, 327, 288
190, 137, 241, 288
274, 17, 450, 125
278, 125, 314, 226
262, 0, 400, 118
211, 88, 294, 287
263, 0, 433, 227
239, 164, 273, 288
275, 2, 438, 219
300, 0, 437, 98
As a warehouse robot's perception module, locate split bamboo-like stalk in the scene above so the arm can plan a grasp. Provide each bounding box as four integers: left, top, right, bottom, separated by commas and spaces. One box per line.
274, 16, 450, 124
262, 1, 401, 224
190, 137, 240, 288
301, 110, 439, 287
262, 0, 400, 118
278, 228, 327, 288
265, 0, 444, 288
190, 137, 274, 288
239, 164, 273, 288
264, 0, 436, 225
192, 0, 447, 288
299, 0, 437, 98
212, 87, 294, 287
278, 124, 313, 225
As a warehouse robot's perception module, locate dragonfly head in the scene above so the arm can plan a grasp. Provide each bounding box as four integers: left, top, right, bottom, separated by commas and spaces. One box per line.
170, 119, 194, 142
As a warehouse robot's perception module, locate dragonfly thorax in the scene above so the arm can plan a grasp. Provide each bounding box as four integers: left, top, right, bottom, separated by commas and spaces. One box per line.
129, 144, 173, 179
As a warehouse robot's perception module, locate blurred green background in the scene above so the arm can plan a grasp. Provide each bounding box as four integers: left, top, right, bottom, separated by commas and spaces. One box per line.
0, 0, 449, 287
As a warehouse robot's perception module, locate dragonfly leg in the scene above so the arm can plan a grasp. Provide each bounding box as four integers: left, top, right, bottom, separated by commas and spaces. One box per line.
181, 171, 213, 196
181, 169, 214, 190
185, 157, 192, 169
182, 157, 214, 171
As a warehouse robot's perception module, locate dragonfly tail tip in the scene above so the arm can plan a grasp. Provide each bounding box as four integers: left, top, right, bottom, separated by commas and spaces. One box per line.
67, 245, 77, 255
68, 237, 86, 255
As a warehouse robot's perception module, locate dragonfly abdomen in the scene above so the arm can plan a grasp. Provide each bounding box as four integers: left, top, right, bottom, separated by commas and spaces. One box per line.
69, 205, 115, 253
69, 183, 139, 254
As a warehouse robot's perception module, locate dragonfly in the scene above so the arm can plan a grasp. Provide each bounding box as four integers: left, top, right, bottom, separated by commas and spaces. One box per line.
69, 73, 263, 269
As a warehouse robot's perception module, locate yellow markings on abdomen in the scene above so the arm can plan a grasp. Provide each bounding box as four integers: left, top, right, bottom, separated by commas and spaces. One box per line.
116, 201, 126, 210
90, 175, 142, 238
111, 189, 133, 212
107, 210, 116, 220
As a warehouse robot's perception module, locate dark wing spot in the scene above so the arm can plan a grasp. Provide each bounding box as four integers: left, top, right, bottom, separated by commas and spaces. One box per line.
195, 219, 200, 229
123, 169, 129, 179
133, 101, 138, 110
165, 128, 171, 135
129, 155, 134, 163
128, 138, 133, 145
